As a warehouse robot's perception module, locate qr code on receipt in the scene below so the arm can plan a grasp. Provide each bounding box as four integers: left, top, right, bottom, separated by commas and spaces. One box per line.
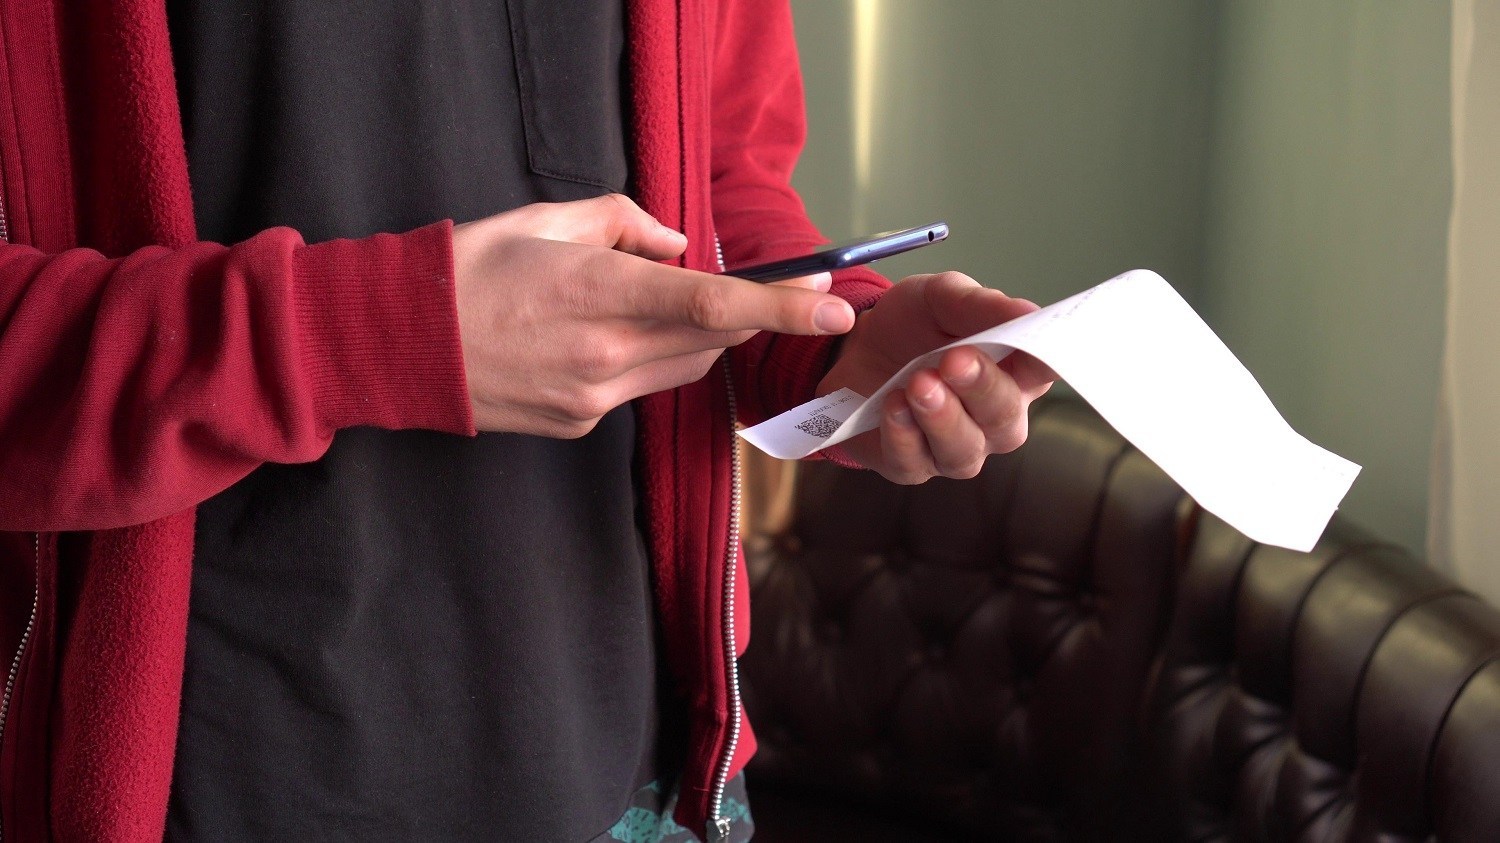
794, 414, 840, 440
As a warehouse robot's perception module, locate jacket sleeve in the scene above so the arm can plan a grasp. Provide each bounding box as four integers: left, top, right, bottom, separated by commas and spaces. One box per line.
0, 222, 474, 532
710, 0, 891, 426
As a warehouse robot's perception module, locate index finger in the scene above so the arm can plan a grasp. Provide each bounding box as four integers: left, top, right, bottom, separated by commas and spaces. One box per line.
633, 267, 856, 336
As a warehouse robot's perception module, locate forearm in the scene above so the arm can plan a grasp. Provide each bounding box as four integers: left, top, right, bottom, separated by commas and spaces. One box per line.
0, 222, 471, 531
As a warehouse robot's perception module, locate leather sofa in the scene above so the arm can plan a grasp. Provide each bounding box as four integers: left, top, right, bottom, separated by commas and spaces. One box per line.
738, 395, 1500, 841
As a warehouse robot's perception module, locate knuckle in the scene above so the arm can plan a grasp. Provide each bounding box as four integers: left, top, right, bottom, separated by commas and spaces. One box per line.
984, 389, 1026, 427
683, 285, 731, 330
934, 453, 978, 478
556, 418, 599, 439
881, 450, 934, 486
951, 458, 986, 480
881, 468, 927, 486
603, 192, 637, 216
924, 271, 980, 301
905, 469, 935, 486
567, 336, 628, 383
556, 390, 612, 425
591, 194, 638, 240
989, 422, 1029, 454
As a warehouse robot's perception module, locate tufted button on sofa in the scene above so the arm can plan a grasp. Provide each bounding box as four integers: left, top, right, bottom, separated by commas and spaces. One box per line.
739, 395, 1500, 842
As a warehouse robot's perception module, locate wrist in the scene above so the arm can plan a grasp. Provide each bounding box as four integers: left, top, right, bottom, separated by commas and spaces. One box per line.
291, 220, 475, 437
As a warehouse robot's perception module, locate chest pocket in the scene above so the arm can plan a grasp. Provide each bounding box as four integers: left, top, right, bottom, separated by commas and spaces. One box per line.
505, 0, 631, 192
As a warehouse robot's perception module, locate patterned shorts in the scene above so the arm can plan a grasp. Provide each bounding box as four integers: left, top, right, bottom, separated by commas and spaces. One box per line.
593, 773, 754, 843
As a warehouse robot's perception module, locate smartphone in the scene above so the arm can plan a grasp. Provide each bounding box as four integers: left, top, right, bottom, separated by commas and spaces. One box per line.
720, 222, 949, 283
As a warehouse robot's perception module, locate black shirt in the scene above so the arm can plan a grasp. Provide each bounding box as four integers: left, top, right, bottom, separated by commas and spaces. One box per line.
166, 2, 659, 840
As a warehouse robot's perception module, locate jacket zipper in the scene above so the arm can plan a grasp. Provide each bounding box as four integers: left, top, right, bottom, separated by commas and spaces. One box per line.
708, 234, 742, 843
0, 535, 41, 843
0, 151, 17, 843
709, 356, 743, 843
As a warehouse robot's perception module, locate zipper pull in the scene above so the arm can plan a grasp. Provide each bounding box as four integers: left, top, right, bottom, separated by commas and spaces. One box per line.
709, 817, 732, 843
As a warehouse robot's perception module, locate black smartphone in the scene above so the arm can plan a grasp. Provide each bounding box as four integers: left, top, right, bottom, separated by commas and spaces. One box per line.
720, 222, 949, 283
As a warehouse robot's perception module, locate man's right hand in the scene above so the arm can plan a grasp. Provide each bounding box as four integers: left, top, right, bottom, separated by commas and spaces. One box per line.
452, 194, 855, 437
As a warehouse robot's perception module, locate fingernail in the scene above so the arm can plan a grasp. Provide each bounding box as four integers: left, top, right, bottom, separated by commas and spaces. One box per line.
947, 356, 982, 387
814, 301, 854, 333
810, 272, 833, 292
889, 404, 915, 426
913, 382, 944, 411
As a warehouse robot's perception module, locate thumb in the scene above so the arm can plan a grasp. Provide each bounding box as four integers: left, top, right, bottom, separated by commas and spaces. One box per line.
529, 193, 688, 260
920, 273, 1039, 337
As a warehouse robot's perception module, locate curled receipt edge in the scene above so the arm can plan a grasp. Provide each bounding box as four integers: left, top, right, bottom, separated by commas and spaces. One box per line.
738, 269, 1360, 553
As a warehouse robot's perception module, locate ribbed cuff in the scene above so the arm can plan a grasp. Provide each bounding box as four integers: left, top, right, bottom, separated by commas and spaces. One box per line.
795, 267, 887, 469
759, 267, 889, 411
290, 220, 475, 436
812, 443, 865, 468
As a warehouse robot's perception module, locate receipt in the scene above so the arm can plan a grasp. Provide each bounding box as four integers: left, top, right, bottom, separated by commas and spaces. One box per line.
738, 269, 1361, 552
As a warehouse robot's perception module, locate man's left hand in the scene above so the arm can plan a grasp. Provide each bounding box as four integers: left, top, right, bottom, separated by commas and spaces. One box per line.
817, 271, 1056, 484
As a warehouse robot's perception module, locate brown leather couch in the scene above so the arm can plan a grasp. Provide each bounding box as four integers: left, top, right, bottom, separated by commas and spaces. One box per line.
739, 395, 1500, 842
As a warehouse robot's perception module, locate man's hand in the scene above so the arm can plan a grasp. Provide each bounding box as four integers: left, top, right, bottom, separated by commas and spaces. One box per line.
453, 194, 853, 437
818, 271, 1056, 484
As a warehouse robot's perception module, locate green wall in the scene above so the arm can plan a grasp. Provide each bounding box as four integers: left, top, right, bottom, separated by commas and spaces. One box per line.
789, 1, 1451, 552
1197, 2, 1450, 551
790, 0, 1218, 306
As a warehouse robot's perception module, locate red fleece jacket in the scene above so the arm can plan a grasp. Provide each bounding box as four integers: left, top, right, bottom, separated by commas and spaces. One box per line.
0, 0, 889, 839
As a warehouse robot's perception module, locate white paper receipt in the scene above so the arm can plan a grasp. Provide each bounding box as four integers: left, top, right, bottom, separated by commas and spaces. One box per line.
738, 269, 1361, 552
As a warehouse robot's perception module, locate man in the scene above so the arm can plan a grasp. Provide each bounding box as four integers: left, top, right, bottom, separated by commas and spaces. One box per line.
0, 1, 1052, 840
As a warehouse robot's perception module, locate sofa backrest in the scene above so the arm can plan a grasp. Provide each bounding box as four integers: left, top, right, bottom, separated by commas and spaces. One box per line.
741, 396, 1186, 838
1144, 511, 1500, 841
